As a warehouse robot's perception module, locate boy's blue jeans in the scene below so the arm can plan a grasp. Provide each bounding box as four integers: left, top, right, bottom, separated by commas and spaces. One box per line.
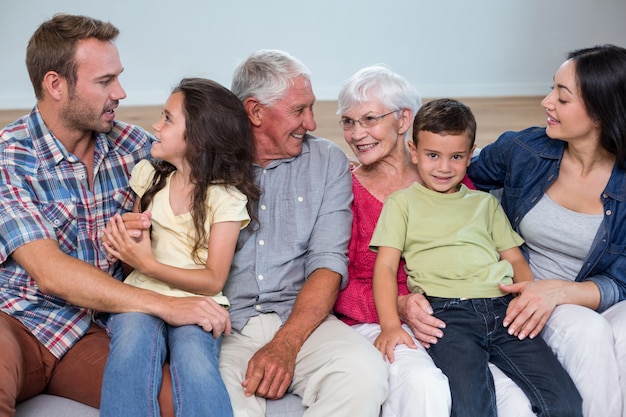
426, 295, 582, 417
100, 312, 232, 417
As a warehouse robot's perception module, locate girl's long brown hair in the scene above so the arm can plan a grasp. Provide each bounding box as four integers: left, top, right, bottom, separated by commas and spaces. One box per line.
141, 78, 260, 263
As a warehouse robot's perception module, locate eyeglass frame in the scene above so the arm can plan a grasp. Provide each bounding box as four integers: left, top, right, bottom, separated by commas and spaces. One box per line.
338, 110, 399, 131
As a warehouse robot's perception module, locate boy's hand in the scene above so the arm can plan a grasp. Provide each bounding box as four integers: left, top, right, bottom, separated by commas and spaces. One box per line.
374, 326, 416, 363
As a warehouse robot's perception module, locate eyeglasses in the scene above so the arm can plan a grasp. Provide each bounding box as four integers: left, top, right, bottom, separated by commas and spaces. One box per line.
339, 110, 398, 131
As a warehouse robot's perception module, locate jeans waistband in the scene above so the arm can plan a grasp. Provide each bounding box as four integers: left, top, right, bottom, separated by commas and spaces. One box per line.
425, 294, 514, 303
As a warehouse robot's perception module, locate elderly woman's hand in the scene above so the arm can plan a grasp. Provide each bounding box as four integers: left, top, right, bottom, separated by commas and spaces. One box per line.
397, 293, 446, 348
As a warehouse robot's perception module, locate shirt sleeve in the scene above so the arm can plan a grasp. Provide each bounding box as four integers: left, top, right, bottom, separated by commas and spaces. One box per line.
489, 196, 524, 251
129, 159, 156, 198
207, 185, 250, 230
369, 195, 408, 253
0, 169, 57, 262
304, 143, 353, 288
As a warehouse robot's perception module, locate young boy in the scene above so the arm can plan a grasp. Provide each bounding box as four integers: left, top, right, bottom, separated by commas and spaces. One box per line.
370, 98, 582, 417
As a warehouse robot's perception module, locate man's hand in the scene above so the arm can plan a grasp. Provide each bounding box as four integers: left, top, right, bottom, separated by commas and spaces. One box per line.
161, 296, 231, 338
242, 337, 297, 399
397, 293, 445, 348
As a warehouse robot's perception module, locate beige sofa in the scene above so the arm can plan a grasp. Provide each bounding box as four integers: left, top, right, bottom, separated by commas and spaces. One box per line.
16, 393, 306, 416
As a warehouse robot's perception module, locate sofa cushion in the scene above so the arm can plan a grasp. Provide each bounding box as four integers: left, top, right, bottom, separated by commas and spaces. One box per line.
15, 394, 99, 417
16, 393, 305, 417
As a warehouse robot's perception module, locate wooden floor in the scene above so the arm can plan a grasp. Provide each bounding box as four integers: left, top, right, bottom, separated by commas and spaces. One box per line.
0, 96, 547, 153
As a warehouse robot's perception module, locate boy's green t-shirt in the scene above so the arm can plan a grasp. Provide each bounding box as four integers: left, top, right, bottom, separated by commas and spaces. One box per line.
370, 183, 523, 299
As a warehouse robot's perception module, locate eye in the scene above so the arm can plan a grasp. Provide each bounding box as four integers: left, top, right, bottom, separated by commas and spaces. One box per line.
340, 118, 355, 129
427, 153, 438, 159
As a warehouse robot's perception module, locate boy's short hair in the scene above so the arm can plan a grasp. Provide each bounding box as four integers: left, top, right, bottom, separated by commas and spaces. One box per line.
412, 98, 476, 147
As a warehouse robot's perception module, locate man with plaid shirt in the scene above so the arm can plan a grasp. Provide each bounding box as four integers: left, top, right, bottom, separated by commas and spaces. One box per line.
0, 14, 230, 416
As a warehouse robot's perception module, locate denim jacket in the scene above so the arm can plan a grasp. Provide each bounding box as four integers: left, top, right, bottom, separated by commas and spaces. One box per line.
468, 127, 626, 312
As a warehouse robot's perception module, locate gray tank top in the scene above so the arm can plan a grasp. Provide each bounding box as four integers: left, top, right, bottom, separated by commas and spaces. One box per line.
519, 194, 602, 281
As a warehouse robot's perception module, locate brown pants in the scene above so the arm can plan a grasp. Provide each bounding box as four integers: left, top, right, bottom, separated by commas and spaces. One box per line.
0, 312, 174, 417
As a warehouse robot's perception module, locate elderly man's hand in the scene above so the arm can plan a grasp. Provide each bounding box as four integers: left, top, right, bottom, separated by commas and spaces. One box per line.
242, 338, 297, 400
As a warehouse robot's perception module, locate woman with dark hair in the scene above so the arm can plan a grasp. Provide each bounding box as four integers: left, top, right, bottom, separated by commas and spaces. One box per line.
467, 44, 626, 417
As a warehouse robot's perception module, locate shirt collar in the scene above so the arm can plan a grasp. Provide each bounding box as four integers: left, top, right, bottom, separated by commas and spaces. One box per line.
28, 106, 112, 169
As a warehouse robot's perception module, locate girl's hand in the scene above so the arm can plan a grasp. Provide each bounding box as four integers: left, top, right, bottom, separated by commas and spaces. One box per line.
374, 326, 416, 363
102, 214, 153, 271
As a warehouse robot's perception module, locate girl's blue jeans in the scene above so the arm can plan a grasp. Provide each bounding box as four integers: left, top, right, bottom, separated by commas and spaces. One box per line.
100, 312, 232, 417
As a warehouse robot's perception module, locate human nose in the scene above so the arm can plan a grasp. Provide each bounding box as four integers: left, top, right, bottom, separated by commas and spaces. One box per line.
302, 108, 316, 132
111, 79, 126, 101
350, 120, 368, 140
541, 91, 554, 110
438, 158, 451, 172
152, 118, 163, 132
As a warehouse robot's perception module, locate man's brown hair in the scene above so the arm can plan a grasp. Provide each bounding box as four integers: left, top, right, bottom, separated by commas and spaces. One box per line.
26, 13, 119, 99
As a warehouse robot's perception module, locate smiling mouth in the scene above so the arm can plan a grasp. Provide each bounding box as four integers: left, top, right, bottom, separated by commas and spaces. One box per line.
547, 114, 559, 123
356, 143, 377, 151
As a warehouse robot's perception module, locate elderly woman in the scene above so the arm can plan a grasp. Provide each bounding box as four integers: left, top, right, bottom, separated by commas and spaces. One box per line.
332, 66, 531, 417
466, 44, 626, 417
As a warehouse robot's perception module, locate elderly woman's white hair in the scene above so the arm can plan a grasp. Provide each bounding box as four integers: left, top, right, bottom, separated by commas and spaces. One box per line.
231, 49, 311, 106
337, 65, 421, 119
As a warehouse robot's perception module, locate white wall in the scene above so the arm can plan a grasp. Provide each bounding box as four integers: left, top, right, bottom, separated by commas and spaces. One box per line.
2, 0, 625, 109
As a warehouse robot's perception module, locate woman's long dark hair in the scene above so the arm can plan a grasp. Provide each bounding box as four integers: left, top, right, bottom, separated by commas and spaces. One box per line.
141, 78, 260, 263
568, 44, 626, 169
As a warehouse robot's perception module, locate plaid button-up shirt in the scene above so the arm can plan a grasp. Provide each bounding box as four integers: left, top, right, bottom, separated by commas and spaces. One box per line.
0, 107, 152, 358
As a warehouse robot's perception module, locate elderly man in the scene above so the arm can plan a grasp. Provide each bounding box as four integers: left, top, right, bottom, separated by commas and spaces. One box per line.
218, 49, 388, 417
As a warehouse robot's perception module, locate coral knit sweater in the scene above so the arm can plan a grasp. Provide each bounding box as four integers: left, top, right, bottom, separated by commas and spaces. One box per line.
334, 172, 475, 325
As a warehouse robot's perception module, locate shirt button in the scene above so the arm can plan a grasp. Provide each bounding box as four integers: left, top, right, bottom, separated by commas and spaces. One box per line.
606, 210, 612, 215
255, 304, 262, 310
258, 275, 264, 281
297, 196, 304, 202
260, 204, 267, 210
259, 240, 265, 246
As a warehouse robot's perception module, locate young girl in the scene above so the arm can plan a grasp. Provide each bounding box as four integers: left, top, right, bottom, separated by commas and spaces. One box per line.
99, 78, 260, 417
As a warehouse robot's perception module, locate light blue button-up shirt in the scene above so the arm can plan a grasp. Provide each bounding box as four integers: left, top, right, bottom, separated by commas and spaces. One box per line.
224, 135, 353, 331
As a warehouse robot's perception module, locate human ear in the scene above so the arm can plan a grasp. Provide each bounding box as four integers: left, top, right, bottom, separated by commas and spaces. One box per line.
41, 71, 64, 101
243, 97, 264, 127
397, 109, 412, 135
407, 139, 419, 164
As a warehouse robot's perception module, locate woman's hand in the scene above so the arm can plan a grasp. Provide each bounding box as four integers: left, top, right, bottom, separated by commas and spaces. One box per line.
499, 280, 564, 340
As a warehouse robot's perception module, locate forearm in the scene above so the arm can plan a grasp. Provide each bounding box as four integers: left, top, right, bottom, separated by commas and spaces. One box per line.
13, 239, 169, 316
374, 269, 401, 330
140, 260, 226, 296
560, 280, 601, 310
273, 268, 340, 350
